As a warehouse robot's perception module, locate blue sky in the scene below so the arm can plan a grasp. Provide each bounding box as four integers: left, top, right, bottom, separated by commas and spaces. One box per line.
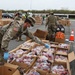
0, 0, 75, 10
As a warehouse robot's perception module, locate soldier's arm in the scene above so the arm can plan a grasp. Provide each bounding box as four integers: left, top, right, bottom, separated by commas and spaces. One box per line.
55, 16, 58, 25
1, 30, 12, 50
45, 17, 49, 27
24, 29, 45, 45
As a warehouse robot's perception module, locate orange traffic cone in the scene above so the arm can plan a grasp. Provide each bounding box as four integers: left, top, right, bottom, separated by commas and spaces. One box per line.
69, 29, 74, 41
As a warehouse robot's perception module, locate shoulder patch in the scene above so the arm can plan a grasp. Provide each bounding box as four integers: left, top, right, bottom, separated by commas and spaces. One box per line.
13, 27, 18, 32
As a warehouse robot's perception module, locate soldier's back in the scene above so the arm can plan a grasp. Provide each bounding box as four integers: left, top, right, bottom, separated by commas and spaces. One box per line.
49, 15, 56, 23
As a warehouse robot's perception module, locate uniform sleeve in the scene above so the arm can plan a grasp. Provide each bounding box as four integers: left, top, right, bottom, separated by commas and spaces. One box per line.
45, 16, 49, 26
24, 29, 45, 45
1, 21, 20, 50
55, 16, 58, 25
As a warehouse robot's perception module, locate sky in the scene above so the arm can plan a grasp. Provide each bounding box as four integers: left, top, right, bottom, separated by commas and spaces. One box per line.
0, 0, 75, 10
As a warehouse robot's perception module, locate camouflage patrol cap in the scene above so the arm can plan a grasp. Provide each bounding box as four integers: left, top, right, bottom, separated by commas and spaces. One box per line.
15, 12, 22, 17
25, 17, 36, 26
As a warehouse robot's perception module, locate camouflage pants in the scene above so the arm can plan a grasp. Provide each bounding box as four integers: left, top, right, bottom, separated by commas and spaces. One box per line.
47, 28, 55, 42
0, 44, 4, 62
47, 24, 57, 42
0, 33, 4, 62
0, 33, 3, 49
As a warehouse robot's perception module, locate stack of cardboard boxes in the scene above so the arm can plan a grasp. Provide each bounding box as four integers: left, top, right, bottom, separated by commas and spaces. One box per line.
34, 15, 42, 25
0, 10, 2, 19
0, 39, 74, 75
58, 19, 71, 26
0, 19, 13, 26
2, 40, 72, 75
0, 10, 13, 26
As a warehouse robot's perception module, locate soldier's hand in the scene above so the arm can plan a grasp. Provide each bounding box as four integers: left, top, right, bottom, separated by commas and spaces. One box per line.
45, 43, 50, 48
3, 52, 9, 60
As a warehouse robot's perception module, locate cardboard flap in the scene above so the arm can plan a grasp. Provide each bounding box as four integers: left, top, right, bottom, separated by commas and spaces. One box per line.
68, 51, 75, 62
12, 70, 20, 75
4, 63, 18, 69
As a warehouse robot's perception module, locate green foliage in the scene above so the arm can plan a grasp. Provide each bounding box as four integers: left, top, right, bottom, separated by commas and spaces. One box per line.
2, 9, 75, 14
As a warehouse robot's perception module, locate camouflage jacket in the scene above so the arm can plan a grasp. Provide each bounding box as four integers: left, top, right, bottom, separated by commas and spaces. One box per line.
46, 15, 57, 27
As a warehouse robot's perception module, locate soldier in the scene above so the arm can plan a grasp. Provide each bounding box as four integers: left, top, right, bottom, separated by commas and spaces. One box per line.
14, 12, 24, 41
46, 12, 57, 42
0, 16, 50, 65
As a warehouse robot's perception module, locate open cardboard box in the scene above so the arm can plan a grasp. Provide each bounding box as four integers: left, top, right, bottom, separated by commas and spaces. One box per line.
26, 29, 48, 40
50, 60, 71, 75
11, 56, 37, 72
56, 48, 68, 56
21, 41, 37, 50
9, 45, 31, 61
57, 43, 70, 50
56, 51, 68, 56
50, 51, 74, 75
68, 51, 75, 75
29, 56, 52, 75
55, 38, 65, 43
54, 53, 68, 63
0, 63, 20, 75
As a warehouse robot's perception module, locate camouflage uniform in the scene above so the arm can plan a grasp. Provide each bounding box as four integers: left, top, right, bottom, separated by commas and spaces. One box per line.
14, 12, 23, 41
0, 17, 44, 63
46, 13, 57, 41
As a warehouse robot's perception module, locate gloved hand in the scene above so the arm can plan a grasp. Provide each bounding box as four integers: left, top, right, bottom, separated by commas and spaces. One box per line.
45, 43, 50, 48
3, 52, 9, 60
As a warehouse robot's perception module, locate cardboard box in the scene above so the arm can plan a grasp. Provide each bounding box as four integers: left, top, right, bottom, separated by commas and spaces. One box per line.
25, 69, 47, 75
67, 51, 75, 75
0, 63, 21, 75
12, 70, 20, 75
58, 43, 70, 50
55, 38, 65, 43
51, 51, 74, 75
34, 29, 48, 39
37, 69, 47, 75
0, 66, 4, 75
0, 20, 3, 25
34, 16, 42, 25
56, 51, 67, 56
0, 19, 13, 26
3, 63, 18, 75
26, 29, 48, 41
58, 19, 71, 26
11, 57, 37, 72
0, 10, 2, 19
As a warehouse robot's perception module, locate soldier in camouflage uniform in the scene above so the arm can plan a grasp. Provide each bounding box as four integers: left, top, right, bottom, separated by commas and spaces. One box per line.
14, 12, 24, 41
0, 16, 50, 65
46, 12, 57, 42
